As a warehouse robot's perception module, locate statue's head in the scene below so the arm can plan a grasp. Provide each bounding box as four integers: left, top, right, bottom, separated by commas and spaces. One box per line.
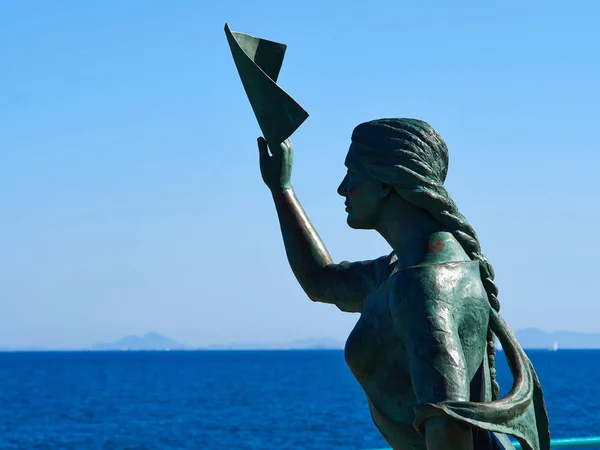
337, 118, 449, 230
339, 118, 502, 400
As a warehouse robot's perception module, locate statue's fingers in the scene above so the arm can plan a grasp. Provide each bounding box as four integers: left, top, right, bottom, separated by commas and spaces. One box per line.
257, 137, 270, 161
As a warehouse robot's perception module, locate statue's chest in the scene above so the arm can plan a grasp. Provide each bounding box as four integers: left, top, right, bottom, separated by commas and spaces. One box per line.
344, 280, 398, 381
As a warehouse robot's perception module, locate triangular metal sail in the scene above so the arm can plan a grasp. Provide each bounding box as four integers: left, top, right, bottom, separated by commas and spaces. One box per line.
224, 23, 309, 146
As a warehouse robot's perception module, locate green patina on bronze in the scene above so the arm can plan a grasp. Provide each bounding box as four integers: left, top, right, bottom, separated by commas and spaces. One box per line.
225, 25, 550, 450
224, 24, 308, 147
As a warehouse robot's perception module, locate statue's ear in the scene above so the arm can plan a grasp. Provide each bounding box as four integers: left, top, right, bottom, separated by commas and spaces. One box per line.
379, 183, 393, 199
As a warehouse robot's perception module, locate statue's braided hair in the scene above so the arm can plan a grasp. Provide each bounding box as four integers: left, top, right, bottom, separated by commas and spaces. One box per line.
351, 118, 501, 400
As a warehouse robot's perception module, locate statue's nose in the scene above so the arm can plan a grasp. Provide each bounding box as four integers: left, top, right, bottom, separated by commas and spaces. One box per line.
337, 174, 349, 197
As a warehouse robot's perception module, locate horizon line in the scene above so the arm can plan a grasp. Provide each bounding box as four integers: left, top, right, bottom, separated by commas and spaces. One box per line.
2, 348, 599, 353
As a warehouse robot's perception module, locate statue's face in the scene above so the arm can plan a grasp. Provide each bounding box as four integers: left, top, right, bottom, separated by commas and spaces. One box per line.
337, 144, 386, 230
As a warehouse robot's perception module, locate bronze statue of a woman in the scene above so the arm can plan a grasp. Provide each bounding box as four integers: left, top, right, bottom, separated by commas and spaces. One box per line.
225, 24, 550, 450
257, 119, 550, 450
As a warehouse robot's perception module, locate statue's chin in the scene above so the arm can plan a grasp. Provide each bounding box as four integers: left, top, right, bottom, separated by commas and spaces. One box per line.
346, 215, 364, 230
346, 213, 377, 231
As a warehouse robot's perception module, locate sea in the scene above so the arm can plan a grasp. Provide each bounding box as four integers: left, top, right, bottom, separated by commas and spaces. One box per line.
0, 350, 598, 449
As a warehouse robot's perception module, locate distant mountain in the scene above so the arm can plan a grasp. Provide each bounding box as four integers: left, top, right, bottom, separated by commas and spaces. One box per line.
516, 329, 600, 349
89, 332, 187, 351
5, 329, 600, 352
204, 337, 344, 350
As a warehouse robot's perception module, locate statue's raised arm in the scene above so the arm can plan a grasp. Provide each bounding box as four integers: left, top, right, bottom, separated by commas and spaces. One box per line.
225, 23, 389, 312
257, 136, 392, 312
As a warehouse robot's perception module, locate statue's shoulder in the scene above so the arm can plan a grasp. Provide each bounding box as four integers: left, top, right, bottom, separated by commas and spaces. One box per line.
390, 261, 486, 314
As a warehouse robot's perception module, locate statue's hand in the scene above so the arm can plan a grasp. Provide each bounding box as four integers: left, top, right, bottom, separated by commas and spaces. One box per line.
258, 137, 293, 193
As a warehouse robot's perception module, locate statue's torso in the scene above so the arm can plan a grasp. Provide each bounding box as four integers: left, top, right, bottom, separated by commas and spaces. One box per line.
344, 261, 491, 449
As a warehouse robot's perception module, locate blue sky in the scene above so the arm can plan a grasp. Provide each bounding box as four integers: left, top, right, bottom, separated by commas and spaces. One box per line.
1, 1, 599, 349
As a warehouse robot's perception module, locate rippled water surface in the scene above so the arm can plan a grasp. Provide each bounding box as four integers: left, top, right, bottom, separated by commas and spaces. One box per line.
1, 350, 598, 449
